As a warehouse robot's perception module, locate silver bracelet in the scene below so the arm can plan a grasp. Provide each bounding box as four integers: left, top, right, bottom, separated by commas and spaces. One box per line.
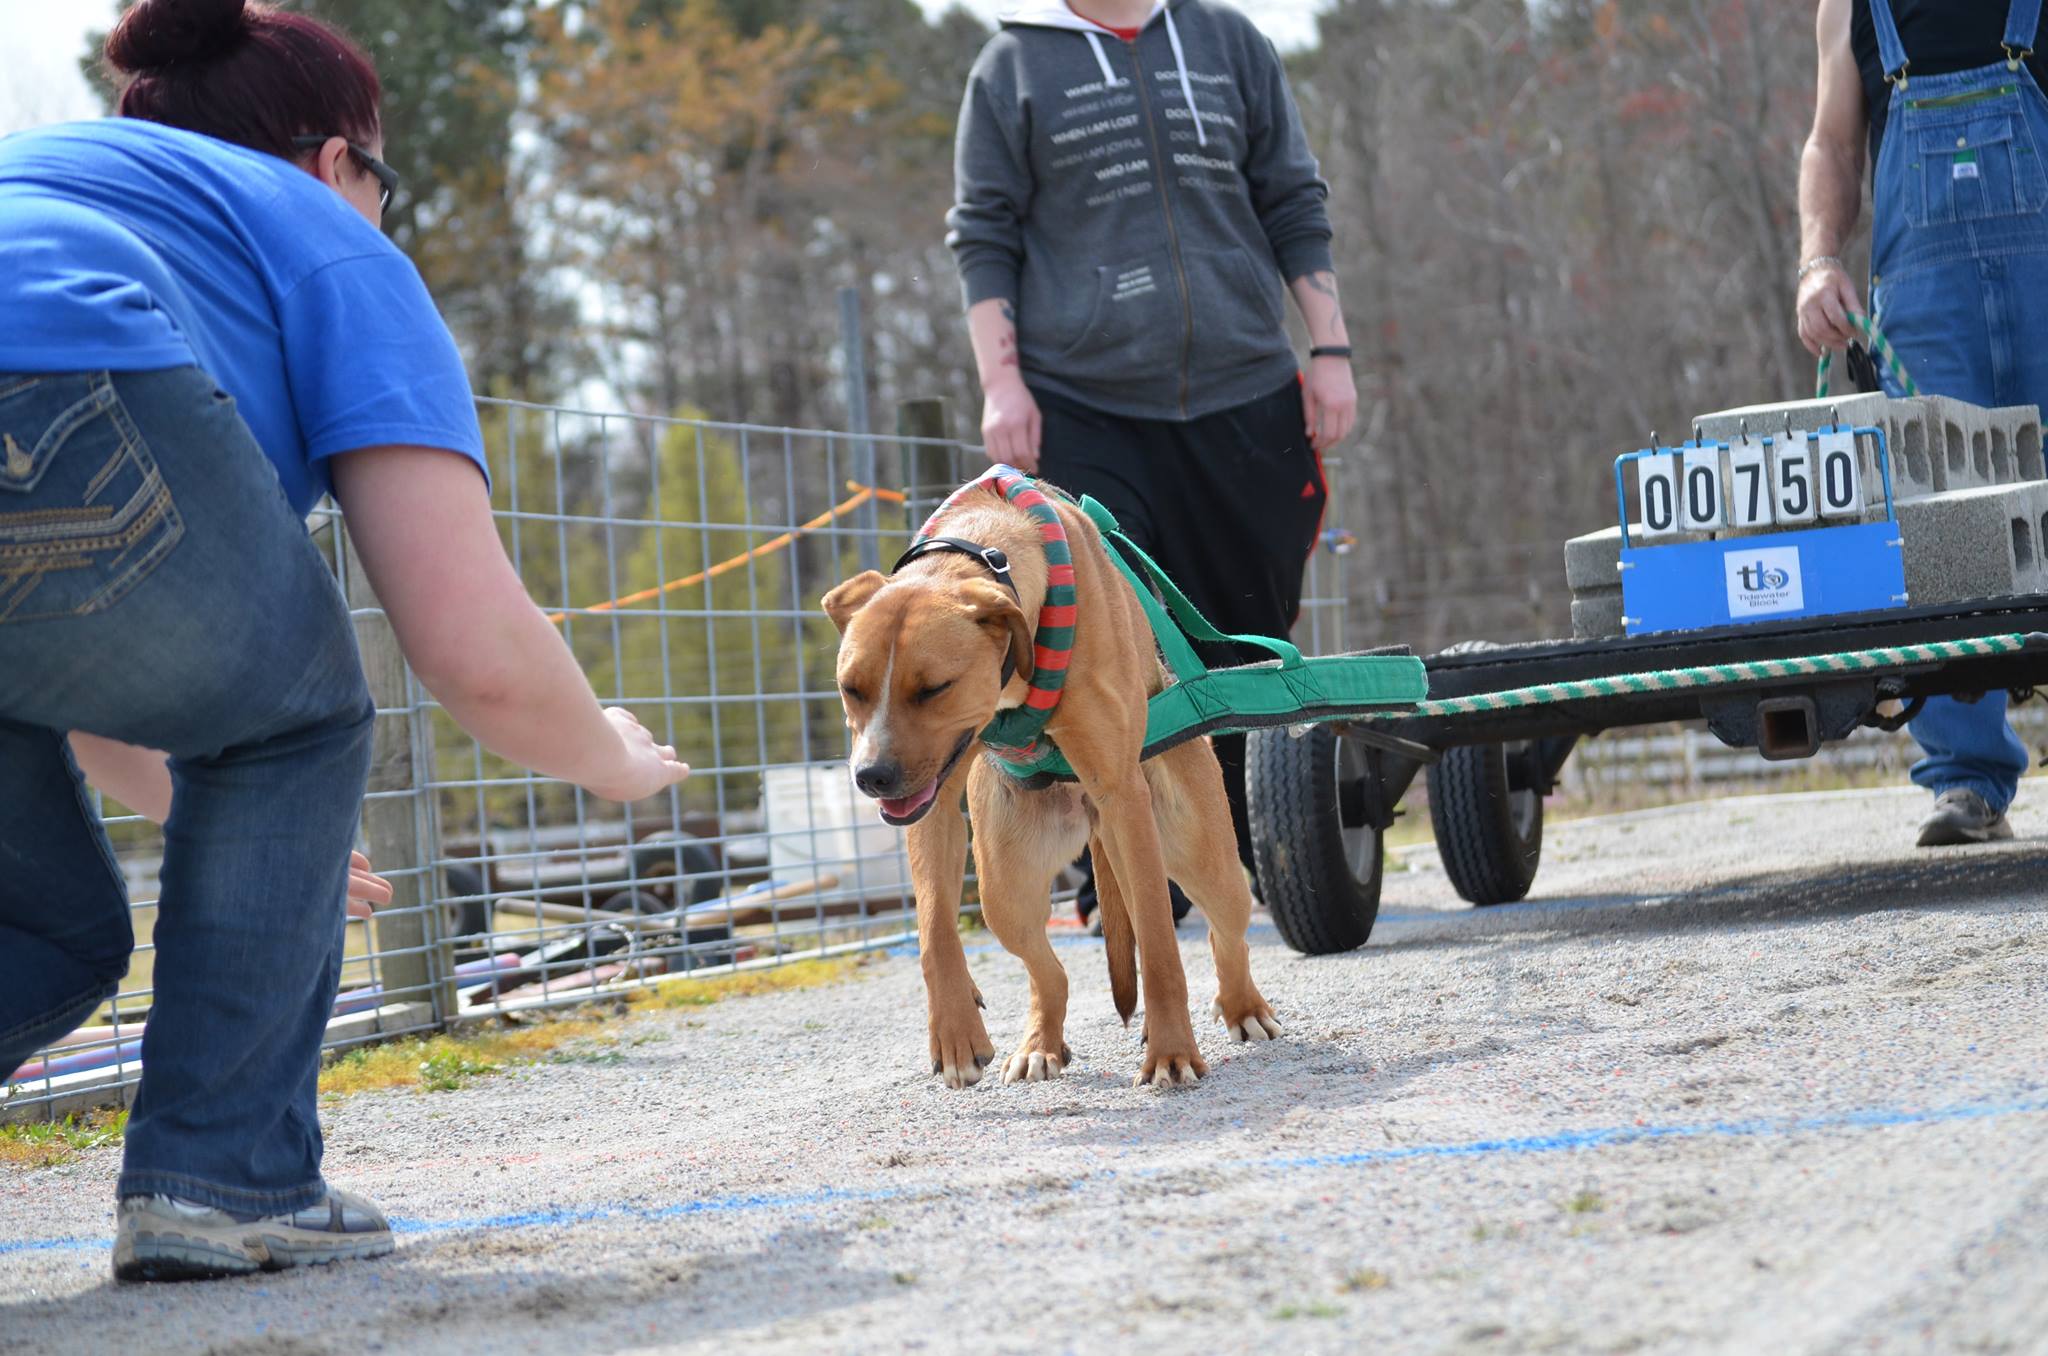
1797, 254, 1845, 281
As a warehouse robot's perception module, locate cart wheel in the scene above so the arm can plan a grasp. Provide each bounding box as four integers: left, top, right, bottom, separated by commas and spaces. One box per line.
1247, 724, 1383, 955
440, 863, 493, 940
1425, 741, 1542, 906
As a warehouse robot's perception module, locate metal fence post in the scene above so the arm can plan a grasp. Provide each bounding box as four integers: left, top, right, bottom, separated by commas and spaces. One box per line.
839, 286, 880, 571
897, 396, 955, 532
339, 526, 455, 1027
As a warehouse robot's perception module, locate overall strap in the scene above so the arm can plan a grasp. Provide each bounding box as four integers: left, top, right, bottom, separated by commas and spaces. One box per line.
1867, 0, 1910, 89
2007, 0, 2042, 68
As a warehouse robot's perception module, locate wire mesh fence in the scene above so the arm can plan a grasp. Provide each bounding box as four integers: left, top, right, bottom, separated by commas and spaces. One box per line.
3, 395, 1354, 1121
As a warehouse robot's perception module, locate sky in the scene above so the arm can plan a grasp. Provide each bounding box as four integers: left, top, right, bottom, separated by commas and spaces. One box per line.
0, 0, 1327, 138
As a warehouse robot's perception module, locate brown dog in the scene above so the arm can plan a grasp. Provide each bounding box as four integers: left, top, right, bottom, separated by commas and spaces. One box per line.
820, 478, 1281, 1089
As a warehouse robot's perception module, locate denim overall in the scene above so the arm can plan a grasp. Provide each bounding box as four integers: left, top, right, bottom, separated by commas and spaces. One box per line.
1868, 0, 2045, 812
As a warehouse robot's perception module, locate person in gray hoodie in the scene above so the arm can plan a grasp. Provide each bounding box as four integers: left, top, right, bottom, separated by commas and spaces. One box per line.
946, 0, 1357, 917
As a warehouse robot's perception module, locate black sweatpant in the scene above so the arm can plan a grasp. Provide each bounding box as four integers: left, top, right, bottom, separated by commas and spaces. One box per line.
1033, 378, 1327, 876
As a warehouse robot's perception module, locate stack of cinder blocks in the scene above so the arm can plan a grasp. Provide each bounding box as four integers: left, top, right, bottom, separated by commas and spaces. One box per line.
1566, 393, 2048, 639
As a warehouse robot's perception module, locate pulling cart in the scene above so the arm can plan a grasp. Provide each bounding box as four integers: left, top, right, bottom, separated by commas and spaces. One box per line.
1245, 382, 2048, 955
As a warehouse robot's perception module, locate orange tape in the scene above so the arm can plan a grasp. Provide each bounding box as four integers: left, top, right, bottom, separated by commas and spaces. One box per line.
546, 482, 905, 624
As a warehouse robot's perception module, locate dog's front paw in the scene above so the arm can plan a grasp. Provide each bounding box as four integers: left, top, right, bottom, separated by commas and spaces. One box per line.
1135, 1020, 1207, 1089
1001, 1041, 1073, 1084
929, 1009, 996, 1090
1213, 997, 1283, 1044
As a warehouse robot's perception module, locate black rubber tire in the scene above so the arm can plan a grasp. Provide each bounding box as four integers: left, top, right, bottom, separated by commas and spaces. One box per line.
440, 863, 493, 940
1425, 741, 1542, 906
1246, 724, 1384, 955
630, 832, 721, 905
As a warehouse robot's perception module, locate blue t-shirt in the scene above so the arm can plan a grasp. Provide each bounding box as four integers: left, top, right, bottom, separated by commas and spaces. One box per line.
0, 119, 485, 515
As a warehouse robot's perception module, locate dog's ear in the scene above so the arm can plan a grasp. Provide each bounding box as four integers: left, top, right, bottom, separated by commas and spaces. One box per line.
958, 579, 1033, 685
820, 571, 887, 635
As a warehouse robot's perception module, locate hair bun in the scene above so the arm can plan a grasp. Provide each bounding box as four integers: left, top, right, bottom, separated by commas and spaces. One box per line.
105, 0, 250, 73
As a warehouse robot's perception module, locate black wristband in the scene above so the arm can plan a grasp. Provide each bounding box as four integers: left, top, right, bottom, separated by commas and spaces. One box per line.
1308, 345, 1352, 360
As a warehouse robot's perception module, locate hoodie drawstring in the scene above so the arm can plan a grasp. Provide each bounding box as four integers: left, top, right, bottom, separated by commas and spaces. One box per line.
1162, 7, 1207, 147
1084, 31, 1124, 86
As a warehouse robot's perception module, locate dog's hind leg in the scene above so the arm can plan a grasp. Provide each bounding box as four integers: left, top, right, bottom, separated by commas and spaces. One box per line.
1152, 742, 1283, 1044
909, 771, 996, 1089
969, 766, 1087, 1083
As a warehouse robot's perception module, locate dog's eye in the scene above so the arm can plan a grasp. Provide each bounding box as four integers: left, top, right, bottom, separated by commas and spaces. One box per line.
911, 680, 953, 704
840, 683, 866, 705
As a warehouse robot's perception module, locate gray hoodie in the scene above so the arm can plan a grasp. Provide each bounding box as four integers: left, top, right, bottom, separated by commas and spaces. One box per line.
945, 0, 1333, 422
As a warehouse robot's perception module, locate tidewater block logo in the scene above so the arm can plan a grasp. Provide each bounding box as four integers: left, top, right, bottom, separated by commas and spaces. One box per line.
1724, 545, 1804, 617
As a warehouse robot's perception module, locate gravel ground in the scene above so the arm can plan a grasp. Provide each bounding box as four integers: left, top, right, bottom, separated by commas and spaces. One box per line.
3, 783, 2046, 1356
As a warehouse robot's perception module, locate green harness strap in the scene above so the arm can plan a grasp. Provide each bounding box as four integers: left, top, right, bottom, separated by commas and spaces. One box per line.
986, 496, 1427, 782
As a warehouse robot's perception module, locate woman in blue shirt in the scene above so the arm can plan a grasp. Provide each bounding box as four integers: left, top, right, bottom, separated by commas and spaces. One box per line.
0, 0, 689, 1281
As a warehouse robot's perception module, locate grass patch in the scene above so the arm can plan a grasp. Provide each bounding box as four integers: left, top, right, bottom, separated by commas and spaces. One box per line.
0, 1110, 127, 1170
1274, 1302, 1344, 1320
626, 955, 868, 1010
1342, 1268, 1392, 1292
1566, 1190, 1605, 1215
319, 1016, 612, 1098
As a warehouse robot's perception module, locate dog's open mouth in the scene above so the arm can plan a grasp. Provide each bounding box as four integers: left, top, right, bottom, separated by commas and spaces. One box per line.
875, 730, 976, 827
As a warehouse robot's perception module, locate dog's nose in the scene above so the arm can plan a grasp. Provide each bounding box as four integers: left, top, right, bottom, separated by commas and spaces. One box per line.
854, 760, 904, 799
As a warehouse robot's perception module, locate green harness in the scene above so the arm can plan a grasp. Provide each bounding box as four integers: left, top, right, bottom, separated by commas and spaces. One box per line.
987, 492, 1427, 783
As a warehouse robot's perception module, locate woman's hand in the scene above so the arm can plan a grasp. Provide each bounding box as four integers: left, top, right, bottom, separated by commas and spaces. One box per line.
581, 707, 692, 804
346, 850, 393, 921
981, 375, 1042, 473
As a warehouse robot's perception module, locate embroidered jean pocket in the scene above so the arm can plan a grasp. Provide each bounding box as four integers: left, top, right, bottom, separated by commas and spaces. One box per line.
0, 372, 185, 624
1907, 112, 2048, 227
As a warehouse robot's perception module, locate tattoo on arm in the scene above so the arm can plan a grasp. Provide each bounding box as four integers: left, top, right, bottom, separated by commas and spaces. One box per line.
1304, 272, 1340, 303
1000, 301, 1017, 324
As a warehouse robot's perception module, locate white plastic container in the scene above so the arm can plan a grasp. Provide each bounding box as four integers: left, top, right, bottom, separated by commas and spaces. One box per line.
761, 762, 912, 897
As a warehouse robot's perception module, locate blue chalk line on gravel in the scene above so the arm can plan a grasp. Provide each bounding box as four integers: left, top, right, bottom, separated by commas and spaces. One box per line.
4, 1091, 2043, 1257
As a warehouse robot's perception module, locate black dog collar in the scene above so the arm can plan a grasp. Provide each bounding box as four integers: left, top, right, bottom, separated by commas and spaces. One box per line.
890, 535, 1020, 685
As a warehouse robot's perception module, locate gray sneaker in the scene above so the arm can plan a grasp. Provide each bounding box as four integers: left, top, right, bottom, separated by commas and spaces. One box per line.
112, 1187, 392, 1282
1916, 789, 2014, 847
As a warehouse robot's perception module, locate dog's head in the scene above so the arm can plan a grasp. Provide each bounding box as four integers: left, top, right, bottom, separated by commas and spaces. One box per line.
820, 568, 1034, 826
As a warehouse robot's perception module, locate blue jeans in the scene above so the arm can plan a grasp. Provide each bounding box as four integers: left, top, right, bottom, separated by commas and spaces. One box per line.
0, 367, 373, 1217
1866, 7, 2048, 815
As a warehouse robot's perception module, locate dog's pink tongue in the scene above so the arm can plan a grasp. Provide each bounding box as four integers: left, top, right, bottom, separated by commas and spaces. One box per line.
879, 779, 938, 820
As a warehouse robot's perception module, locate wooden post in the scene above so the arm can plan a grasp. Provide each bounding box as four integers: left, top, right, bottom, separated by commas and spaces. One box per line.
339, 526, 456, 1024
897, 397, 956, 532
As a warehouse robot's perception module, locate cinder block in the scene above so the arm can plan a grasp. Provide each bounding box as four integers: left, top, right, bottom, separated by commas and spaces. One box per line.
1989, 405, 2045, 481
1692, 393, 1934, 508
1570, 588, 1625, 640
1896, 481, 2048, 606
1919, 394, 1996, 493
1564, 525, 1622, 591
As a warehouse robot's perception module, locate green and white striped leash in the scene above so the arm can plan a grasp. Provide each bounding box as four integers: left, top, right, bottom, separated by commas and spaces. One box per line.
1815, 310, 1918, 399
1360, 634, 2030, 720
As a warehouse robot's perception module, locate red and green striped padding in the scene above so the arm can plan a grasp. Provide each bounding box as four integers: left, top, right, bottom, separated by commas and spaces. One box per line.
915, 465, 1075, 765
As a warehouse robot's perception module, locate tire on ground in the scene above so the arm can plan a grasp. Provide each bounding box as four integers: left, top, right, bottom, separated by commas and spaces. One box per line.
440, 862, 493, 940
1425, 741, 1542, 906
1247, 723, 1384, 955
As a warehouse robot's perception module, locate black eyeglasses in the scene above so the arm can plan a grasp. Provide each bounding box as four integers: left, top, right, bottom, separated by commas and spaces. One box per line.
291, 135, 399, 210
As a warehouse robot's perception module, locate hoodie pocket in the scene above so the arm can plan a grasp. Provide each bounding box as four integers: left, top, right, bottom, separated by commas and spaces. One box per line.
1047, 253, 1182, 381
1185, 246, 1287, 345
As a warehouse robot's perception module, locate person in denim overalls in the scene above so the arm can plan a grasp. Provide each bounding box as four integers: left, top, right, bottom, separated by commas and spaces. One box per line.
1800, 0, 2045, 844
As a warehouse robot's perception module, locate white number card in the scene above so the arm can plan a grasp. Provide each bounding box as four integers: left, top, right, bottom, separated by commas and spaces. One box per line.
1816, 429, 1862, 518
1726, 436, 1774, 528
1637, 452, 1680, 538
1772, 432, 1818, 525
1678, 444, 1725, 531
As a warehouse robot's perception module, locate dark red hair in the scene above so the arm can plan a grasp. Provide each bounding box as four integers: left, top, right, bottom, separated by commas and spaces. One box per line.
105, 0, 382, 159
